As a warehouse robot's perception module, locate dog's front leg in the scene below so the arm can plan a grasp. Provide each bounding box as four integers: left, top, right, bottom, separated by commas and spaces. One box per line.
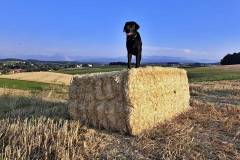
136, 53, 141, 68
128, 54, 132, 69
136, 55, 140, 68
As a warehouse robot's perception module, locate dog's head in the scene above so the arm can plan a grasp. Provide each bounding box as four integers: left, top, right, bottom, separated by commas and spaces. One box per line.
123, 21, 140, 36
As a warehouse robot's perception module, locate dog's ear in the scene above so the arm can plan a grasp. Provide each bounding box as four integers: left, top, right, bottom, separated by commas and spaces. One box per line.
134, 22, 140, 30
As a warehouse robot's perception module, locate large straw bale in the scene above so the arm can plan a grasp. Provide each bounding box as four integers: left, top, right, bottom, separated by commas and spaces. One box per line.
69, 66, 190, 135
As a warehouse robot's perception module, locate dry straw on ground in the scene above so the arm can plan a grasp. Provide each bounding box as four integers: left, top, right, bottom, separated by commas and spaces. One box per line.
69, 66, 190, 135
1, 80, 240, 159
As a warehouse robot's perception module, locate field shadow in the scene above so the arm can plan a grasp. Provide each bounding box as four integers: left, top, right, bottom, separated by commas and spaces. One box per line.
0, 94, 70, 120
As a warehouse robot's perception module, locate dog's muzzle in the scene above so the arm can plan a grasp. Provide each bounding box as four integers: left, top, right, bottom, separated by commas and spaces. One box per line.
127, 32, 134, 36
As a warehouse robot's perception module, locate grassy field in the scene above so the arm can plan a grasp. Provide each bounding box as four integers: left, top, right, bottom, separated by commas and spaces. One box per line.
56, 66, 125, 75
186, 66, 240, 82
0, 78, 50, 91
0, 78, 69, 100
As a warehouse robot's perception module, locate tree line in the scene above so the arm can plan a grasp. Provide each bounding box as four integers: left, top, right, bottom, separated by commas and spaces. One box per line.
221, 52, 240, 65
0, 61, 78, 73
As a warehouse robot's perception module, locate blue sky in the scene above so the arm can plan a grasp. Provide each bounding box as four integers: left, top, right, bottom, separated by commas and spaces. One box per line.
0, 0, 240, 61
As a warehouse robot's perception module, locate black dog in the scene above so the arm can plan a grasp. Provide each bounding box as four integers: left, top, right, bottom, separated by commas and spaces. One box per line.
123, 21, 142, 69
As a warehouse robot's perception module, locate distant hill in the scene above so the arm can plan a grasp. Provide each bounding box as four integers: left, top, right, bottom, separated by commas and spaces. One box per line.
0, 55, 217, 64
0, 58, 80, 65
0, 58, 25, 62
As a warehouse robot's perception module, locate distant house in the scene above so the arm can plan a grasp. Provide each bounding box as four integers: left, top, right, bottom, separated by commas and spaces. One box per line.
9, 69, 25, 74
76, 64, 83, 68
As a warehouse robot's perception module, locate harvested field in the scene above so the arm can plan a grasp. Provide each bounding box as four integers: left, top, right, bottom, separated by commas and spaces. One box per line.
0, 87, 68, 102
0, 67, 240, 159
0, 72, 73, 85
190, 80, 240, 107
0, 87, 239, 159
0, 88, 31, 97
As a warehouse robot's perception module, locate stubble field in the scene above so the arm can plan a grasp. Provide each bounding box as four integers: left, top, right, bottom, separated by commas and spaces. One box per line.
0, 65, 239, 159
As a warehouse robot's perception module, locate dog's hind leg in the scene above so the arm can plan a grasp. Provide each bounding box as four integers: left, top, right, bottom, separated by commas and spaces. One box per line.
128, 54, 132, 69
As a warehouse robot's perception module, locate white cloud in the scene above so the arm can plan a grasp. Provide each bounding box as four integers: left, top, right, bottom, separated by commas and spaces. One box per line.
143, 46, 193, 56
183, 49, 192, 53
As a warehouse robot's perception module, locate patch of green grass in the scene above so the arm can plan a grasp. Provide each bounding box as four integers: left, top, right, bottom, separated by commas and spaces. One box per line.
186, 67, 240, 82
59, 66, 240, 82
0, 78, 51, 91
56, 66, 125, 75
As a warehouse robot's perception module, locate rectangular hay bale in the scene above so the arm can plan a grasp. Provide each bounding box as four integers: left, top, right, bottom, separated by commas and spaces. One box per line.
69, 66, 190, 135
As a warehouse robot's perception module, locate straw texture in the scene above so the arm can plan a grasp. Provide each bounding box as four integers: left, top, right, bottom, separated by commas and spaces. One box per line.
69, 67, 190, 135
